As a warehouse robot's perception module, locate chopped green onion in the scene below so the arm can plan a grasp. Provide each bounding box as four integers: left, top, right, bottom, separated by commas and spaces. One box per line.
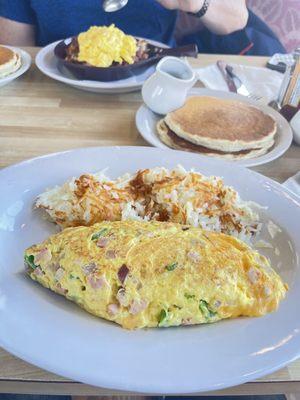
199, 299, 217, 320
184, 293, 195, 300
91, 228, 109, 241
165, 262, 178, 271
69, 274, 80, 280
158, 309, 168, 325
173, 304, 182, 309
24, 254, 37, 270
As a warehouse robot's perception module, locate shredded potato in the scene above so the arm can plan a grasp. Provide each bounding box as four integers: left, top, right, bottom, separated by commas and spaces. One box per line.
36, 166, 261, 242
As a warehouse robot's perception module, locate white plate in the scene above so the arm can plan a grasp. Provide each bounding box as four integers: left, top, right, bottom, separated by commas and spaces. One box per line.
35, 38, 167, 94
0, 146, 299, 394
136, 88, 293, 167
0, 46, 31, 88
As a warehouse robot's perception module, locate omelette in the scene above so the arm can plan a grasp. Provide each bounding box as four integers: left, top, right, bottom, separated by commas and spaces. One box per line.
25, 220, 287, 330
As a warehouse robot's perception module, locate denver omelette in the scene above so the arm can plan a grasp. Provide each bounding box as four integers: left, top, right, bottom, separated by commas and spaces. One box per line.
25, 220, 287, 330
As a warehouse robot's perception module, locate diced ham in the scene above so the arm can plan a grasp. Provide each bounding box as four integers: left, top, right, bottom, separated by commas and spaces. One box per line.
55, 267, 64, 281
187, 250, 201, 263
96, 237, 110, 248
107, 303, 119, 316
87, 274, 108, 290
106, 250, 117, 259
82, 263, 97, 275
34, 248, 52, 264
34, 267, 43, 276
129, 299, 148, 315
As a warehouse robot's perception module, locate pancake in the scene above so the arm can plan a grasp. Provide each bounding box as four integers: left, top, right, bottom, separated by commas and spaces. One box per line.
157, 120, 274, 160
25, 220, 287, 329
0, 46, 21, 78
164, 96, 277, 152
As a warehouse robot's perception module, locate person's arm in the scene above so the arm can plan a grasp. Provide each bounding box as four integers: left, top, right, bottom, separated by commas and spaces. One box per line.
156, 0, 249, 35
0, 16, 35, 45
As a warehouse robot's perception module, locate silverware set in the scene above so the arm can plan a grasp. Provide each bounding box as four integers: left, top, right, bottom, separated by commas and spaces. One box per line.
216, 60, 281, 110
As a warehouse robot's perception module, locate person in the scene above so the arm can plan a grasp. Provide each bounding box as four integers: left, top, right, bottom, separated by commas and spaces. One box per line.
0, 0, 285, 55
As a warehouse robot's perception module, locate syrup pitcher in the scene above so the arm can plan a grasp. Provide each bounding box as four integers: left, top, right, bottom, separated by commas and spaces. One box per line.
142, 56, 197, 115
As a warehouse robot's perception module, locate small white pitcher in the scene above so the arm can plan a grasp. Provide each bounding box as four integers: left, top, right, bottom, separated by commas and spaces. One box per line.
142, 56, 197, 115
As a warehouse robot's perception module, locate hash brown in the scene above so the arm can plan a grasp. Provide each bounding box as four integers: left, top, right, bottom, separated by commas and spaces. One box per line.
35, 166, 260, 241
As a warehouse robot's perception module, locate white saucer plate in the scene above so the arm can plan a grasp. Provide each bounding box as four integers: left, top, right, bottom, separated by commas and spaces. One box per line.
136, 88, 293, 167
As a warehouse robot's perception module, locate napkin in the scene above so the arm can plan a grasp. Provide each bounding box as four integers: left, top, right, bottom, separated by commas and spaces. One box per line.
283, 171, 300, 198
195, 63, 283, 103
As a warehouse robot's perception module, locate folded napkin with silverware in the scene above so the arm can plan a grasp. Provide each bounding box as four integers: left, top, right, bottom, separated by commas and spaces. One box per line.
196, 62, 283, 104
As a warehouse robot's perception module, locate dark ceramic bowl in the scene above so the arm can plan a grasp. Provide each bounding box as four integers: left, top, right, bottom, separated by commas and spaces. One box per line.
54, 37, 198, 82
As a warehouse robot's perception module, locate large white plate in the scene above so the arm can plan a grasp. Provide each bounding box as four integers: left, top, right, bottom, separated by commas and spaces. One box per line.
35, 39, 167, 94
0, 46, 31, 88
136, 88, 293, 167
0, 146, 299, 394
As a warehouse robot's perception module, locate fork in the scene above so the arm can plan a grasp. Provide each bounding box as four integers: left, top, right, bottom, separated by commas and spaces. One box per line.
217, 61, 279, 109
226, 66, 280, 109
225, 65, 263, 101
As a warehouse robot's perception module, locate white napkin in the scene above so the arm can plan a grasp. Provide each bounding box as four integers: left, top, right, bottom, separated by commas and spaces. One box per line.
195, 63, 283, 103
283, 172, 300, 198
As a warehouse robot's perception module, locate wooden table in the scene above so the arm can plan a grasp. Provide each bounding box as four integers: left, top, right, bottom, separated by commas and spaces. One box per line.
0, 48, 299, 397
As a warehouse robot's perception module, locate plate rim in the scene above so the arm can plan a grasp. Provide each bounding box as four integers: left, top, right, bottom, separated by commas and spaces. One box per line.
136, 89, 293, 168
0, 145, 300, 394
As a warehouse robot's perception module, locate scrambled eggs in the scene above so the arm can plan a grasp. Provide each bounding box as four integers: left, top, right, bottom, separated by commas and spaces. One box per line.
25, 220, 287, 330
77, 25, 137, 67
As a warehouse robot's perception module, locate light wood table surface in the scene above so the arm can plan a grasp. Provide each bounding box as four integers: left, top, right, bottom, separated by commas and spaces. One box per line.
0, 48, 300, 397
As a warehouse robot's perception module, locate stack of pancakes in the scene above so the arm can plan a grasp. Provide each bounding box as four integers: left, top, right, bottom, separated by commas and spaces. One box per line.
0, 46, 21, 78
157, 96, 277, 160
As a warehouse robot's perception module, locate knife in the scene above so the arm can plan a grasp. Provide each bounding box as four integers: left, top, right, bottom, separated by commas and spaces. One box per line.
224, 65, 253, 97
216, 60, 237, 93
